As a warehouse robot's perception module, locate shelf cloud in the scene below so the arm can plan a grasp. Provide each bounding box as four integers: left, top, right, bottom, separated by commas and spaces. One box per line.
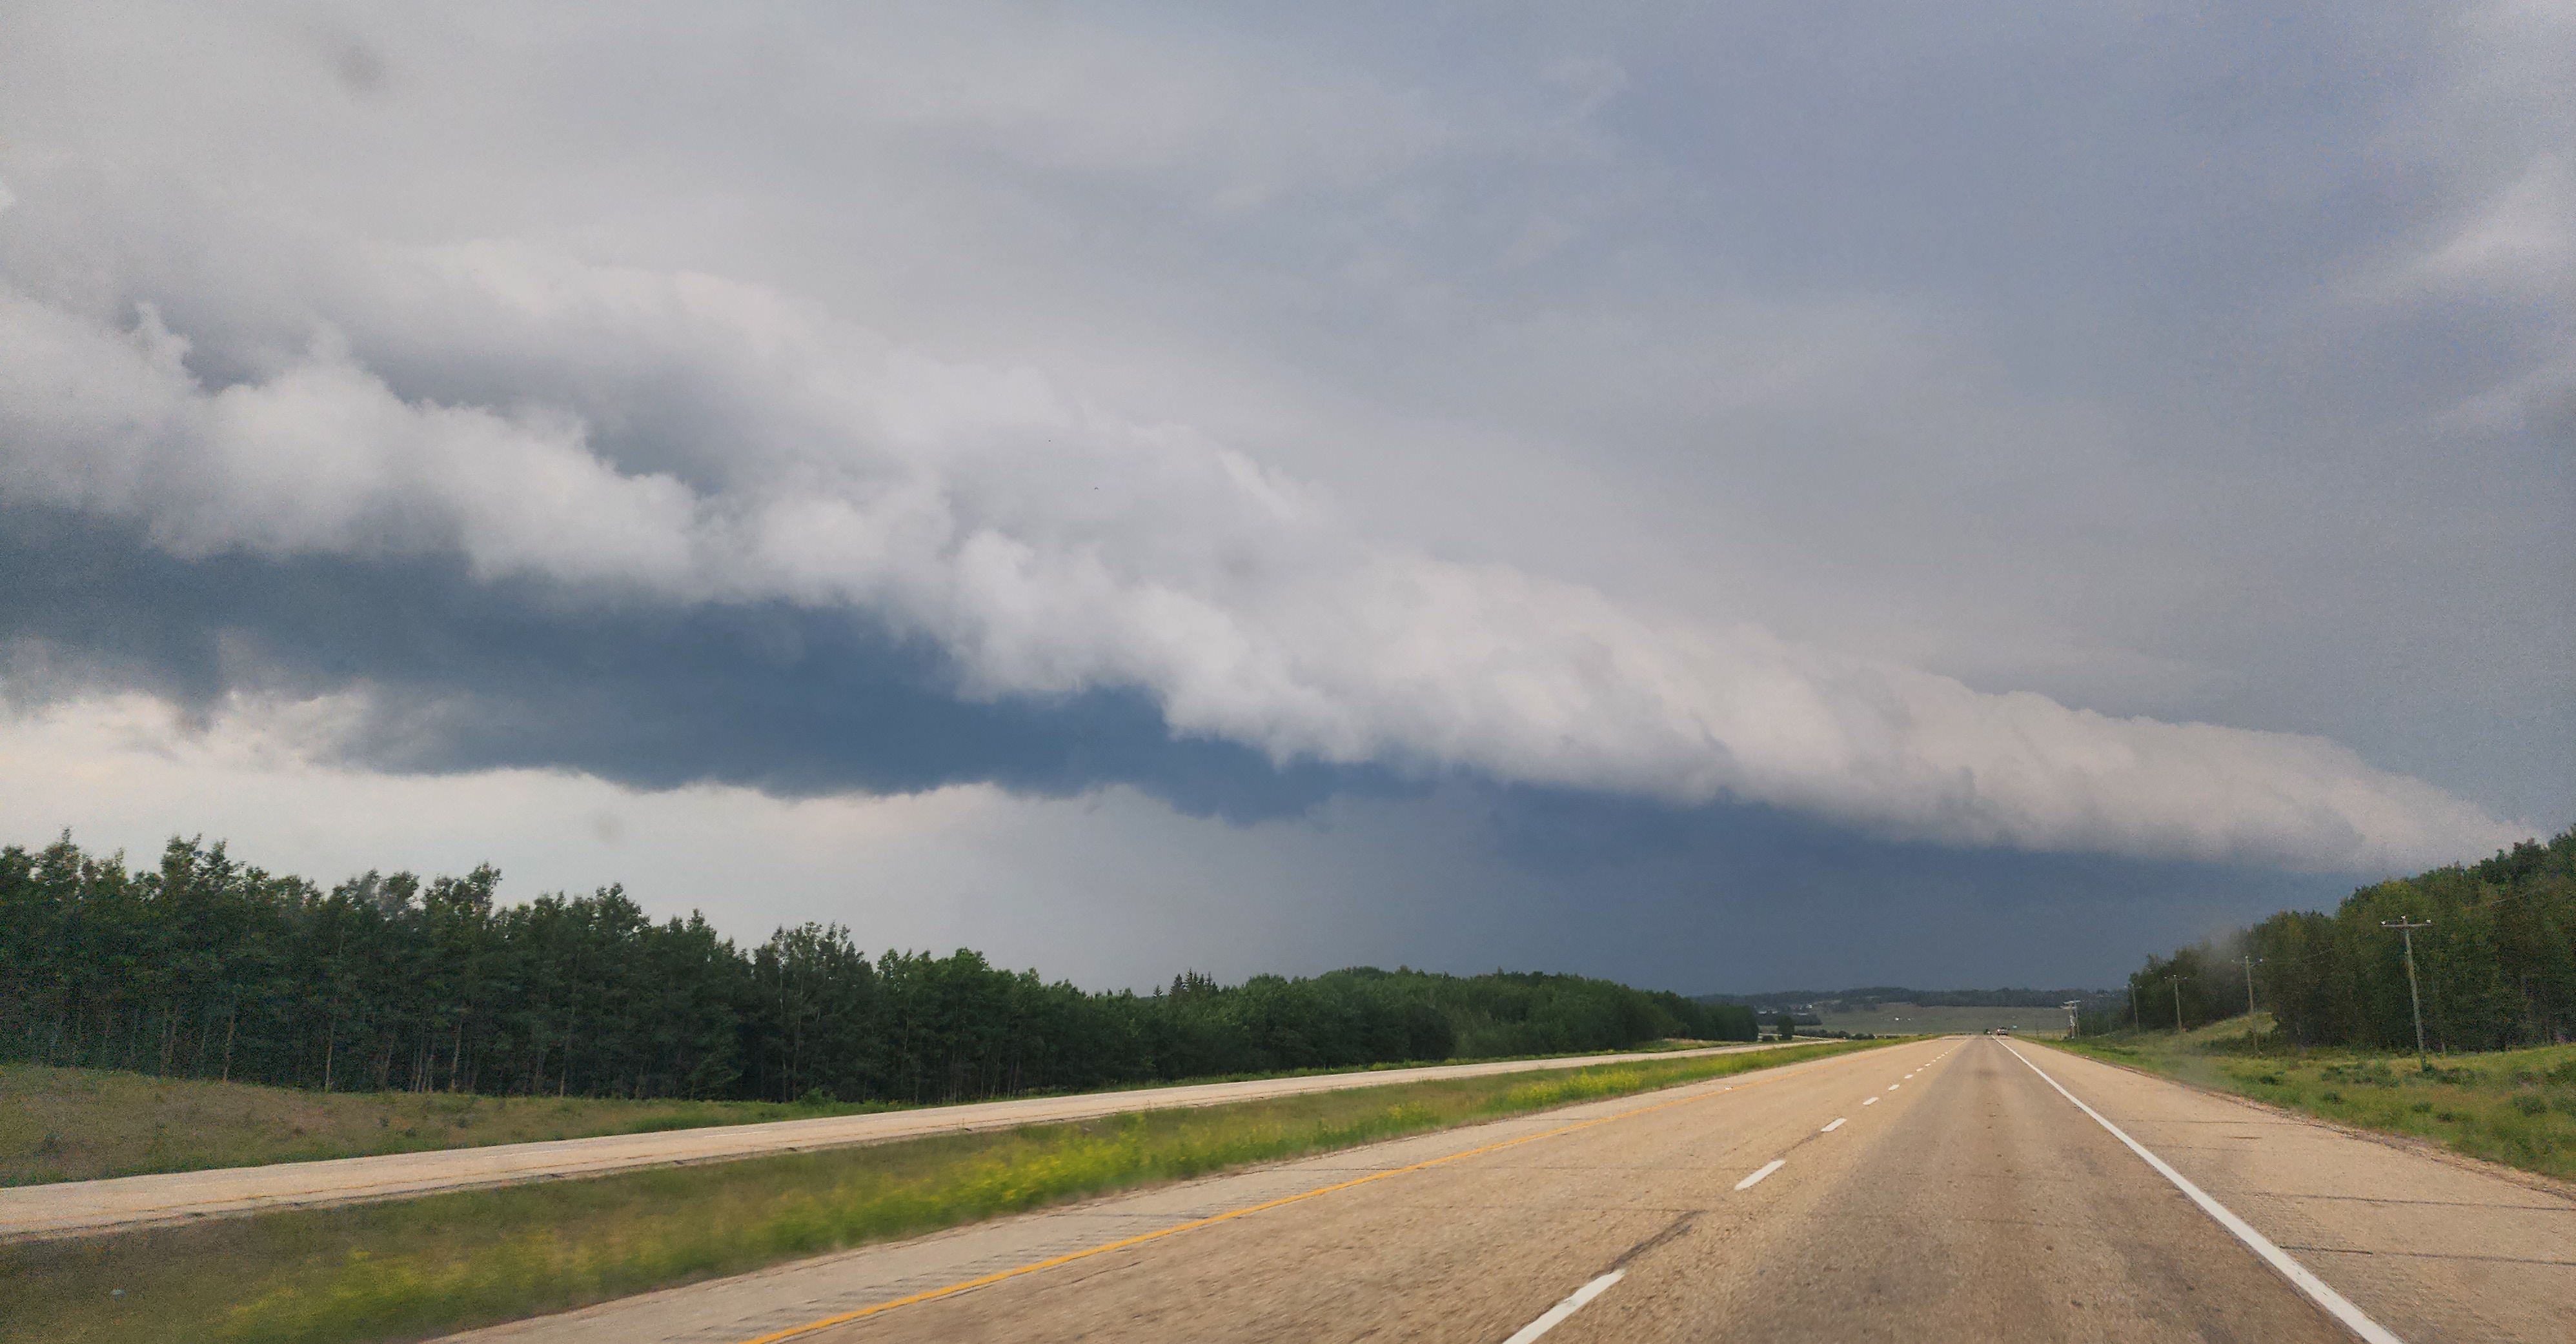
1, 0, 2564, 1001
0, 239, 2525, 871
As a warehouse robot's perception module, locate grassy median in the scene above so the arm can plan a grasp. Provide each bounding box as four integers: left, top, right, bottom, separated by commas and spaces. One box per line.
1, 1038, 1878, 1343
2049, 1020, 2576, 1182
2, 1041, 1732, 1187
0, 1065, 906, 1187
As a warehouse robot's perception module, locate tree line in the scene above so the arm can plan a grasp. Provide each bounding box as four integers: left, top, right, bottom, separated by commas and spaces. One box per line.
2101, 827, 2575, 1051
0, 832, 1756, 1103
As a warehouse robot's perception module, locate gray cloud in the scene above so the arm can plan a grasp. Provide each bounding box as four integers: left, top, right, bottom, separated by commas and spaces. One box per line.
0, 230, 2526, 869
0, 1, 2566, 894
0, 508, 1392, 822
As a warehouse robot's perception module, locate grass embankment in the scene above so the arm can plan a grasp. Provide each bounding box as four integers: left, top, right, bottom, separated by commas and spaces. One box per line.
2051, 1016, 2576, 1182
0, 1038, 1879, 1344
0, 1065, 898, 1186
1, 1039, 1731, 1187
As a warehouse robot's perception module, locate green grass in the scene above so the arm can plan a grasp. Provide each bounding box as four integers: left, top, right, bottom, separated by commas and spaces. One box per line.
2050, 1019, 2576, 1182
0, 1065, 898, 1186
0, 1039, 1881, 1344
1, 1039, 1735, 1187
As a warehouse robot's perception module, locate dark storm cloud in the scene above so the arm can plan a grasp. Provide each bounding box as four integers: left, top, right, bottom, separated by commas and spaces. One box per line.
1129, 779, 2368, 992
0, 501, 2395, 994
0, 508, 1395, 821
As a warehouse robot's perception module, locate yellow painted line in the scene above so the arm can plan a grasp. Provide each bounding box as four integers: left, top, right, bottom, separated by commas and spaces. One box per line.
731, 1048, 1872, 1343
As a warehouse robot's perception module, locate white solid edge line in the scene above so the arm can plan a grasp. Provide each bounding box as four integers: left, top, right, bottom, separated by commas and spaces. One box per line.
1821, 1118, 1847, 1132
1500, 1269, 1625, 1344
2000, 1042, 2406, 1344
1734, 1158, 1786, 1191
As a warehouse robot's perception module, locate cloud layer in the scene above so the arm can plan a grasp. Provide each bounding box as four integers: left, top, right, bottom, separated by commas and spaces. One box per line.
2, 1, 2565, 909
0, 687, 2372, 993
0, 237, 2522, 870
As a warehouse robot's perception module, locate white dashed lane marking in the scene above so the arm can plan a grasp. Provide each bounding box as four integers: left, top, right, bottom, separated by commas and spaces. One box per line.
1499, 1270, 1626, 1344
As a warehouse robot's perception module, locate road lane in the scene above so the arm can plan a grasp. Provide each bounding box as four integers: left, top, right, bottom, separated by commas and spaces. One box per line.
445, 1037, 1951, 1343
1573, 1036, 2355, 1342
0, 1039, 1802, 1242
438, 1034, 2574, 1343
774, 1038, 1981, 1343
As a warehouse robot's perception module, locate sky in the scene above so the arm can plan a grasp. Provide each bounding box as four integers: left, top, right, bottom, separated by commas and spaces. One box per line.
1, 1, 2568, 994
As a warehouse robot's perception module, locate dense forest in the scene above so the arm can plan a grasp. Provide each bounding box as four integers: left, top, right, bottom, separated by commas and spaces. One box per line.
2104, 828, 2576, 1051
0, 833, 1756, 1104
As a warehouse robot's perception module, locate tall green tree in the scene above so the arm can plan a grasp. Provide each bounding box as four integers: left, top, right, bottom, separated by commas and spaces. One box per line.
2125, 828, 2575, 1052
1, 830, 1760, 1105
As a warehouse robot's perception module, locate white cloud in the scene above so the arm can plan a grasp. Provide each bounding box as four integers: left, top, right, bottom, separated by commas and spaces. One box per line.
2399, 155, 2576, 430
2412, 155, 2576, 292
0, 289, 707, 586
0, 240, 2529, 871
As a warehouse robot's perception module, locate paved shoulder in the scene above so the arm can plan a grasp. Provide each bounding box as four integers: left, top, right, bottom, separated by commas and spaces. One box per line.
2013, 1041, 2576, 1344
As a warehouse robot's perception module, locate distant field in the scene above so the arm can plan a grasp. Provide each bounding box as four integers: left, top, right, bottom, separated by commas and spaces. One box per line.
1811, 1003, 2069, 1038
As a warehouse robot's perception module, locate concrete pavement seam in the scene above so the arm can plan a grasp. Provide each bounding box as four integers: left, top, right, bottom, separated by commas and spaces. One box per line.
1608, 1210, 1700, 1269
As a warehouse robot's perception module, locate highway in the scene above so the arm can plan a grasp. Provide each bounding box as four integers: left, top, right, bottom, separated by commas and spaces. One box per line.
0, 1039, 1803, 1241
445, 1035, 2574, 1344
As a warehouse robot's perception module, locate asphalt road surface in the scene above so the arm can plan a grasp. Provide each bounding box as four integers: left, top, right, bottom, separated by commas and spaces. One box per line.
447, 1035, 2573, 1344
1, 1039, 1805, 1241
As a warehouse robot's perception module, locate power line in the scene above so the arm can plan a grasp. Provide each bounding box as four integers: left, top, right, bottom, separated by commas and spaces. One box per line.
2242, 954, 2263, 1044
2162, 974, 2192, 1034
2380, 919, 2433, 1070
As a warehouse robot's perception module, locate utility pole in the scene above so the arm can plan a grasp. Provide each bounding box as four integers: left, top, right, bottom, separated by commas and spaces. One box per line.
2382, 918, 2433, 1071
2241, 954, 2263, 1044
2128, 983, 2140, 1036
2164, 974, 2191, 1034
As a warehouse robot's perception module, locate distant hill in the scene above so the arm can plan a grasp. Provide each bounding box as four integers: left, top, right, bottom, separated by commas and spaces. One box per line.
1692, 986, 2120, 1039
1696, 986, 2118, 1010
